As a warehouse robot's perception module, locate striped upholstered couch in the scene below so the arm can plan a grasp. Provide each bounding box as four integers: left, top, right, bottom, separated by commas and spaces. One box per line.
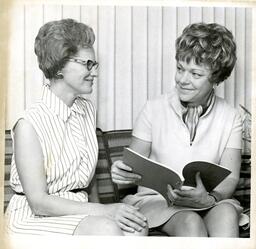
3, 128, 251, 237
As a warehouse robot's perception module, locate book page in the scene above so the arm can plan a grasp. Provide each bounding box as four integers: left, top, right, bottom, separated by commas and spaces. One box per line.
123, 147, 183, 200
182, 161, 231, 192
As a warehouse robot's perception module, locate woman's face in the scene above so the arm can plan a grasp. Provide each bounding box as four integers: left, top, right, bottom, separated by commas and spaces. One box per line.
175, 60, 213, 105
61, 47, 97, 96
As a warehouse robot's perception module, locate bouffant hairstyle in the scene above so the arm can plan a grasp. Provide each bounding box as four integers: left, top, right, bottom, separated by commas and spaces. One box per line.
175, 23, 236, 84
34, 19, 95, 79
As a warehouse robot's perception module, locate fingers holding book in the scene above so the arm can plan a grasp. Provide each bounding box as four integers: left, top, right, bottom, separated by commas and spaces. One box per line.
111, 160, 142, 184
167, 184, 176, 206
167, 172, 215, 208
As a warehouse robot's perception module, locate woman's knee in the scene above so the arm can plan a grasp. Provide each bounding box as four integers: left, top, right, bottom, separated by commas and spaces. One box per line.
220, 203, 238, 218
162, 211, 207, 237
179, 211, 207, 233
209, 203, 238, 223
204, 203, 239, 237
74, 216, 123, 235
208, 203, 238, 226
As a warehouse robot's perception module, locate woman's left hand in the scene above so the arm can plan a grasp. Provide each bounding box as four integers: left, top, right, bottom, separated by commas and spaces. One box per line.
167, 172, 215, 208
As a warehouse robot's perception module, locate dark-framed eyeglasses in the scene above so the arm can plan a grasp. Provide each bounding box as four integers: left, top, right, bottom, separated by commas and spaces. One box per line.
67, 58, 99, 71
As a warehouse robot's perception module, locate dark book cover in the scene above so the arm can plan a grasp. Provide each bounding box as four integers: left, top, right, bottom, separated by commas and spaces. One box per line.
123, 148, 231, 201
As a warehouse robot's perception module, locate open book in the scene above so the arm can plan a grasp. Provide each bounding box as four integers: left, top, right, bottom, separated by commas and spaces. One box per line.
123, 148, 231, 201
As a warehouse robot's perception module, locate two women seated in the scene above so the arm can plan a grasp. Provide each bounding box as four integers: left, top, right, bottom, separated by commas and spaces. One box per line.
5, 19, 244, 237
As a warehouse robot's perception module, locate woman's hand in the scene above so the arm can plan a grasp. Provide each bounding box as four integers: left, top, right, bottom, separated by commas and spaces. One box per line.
105, 203, 147, 233
111, 160, 141, 184
167, 172, 215, 208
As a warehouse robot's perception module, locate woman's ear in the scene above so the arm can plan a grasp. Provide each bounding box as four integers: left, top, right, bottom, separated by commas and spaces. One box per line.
56, 71, 63, 79
213, 83, 218, 89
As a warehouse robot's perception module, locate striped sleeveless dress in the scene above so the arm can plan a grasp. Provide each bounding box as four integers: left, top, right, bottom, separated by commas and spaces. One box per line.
5, 85, 98, 235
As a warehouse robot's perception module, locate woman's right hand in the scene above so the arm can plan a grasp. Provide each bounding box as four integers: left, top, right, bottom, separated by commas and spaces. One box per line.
106, 203, 147, 233
111, 160, 141, 184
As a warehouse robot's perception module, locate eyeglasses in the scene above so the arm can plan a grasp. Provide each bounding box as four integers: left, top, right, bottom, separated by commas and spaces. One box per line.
67, 58, 99, 71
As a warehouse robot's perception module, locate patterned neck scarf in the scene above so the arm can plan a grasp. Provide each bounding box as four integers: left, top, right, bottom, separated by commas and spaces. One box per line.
181, 90, 215, 144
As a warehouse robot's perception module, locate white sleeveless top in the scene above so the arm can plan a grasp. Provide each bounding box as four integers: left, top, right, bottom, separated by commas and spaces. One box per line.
6, 85, 99, 235
10, 85, 98, 201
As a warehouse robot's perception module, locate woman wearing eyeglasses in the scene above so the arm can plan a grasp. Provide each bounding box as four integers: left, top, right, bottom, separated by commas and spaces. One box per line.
111, 23, 244, 237
5, 19, 148, 236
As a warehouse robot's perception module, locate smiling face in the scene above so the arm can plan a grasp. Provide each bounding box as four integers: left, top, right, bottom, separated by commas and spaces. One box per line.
61, 47, 97, 97
175, 60, 214, 106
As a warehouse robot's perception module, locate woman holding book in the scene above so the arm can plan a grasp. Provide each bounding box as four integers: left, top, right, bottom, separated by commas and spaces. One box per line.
111, 22, 243, 237
5, 19, 148, 236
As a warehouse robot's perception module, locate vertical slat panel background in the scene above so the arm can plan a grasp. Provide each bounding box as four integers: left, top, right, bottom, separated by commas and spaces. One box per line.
132, 6, 148, 124
62, 5, 80, 20
115, 7, 132, 129
245, 8, 252, 111
202, 7, 214, 23
97, 6, 115, 131
7, 4, 25, 126
190, 7, 202, 23
43, 5, 62, 22
177, 7, 190, 37
235, 8, 246, 108
225, 8, 236, 107
147, 7, 163, 98
6, 5, 252, 133
24, 5, 44, 108
162, 7, 177, 91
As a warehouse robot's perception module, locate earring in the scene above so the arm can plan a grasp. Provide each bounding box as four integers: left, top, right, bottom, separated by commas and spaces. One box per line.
213, 83, 218, 90
56, 71, 63, 79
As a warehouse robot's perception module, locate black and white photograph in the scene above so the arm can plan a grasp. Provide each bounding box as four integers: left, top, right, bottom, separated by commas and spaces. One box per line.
0, 0, 255, 249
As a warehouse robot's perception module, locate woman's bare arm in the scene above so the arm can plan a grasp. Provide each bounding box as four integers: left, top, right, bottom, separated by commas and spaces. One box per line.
14, 119, 147, 231
213, 147, 241, 199
14, 119, 108, 216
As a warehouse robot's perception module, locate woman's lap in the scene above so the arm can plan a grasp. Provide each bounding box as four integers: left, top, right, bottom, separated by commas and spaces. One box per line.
5, 195, 147, 236
156, 203, 239, 237
6, 193, 242, 236
5, 195, 88, 235
123, 192, 243, 230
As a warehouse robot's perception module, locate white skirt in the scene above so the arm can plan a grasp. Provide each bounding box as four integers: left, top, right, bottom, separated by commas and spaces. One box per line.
122, 188, 244, 228
5, 194, 88, 235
